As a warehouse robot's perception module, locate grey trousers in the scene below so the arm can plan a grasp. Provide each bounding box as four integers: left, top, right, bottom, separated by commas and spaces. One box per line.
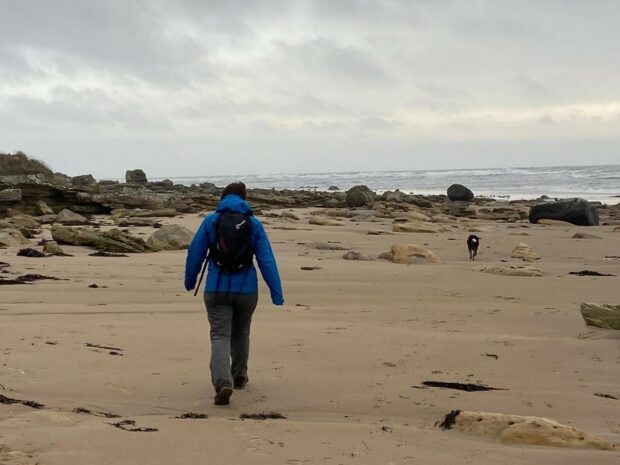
204, 292, 258, 390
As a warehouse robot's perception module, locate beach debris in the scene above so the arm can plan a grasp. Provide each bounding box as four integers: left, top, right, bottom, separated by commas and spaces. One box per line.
73, 407, 120, 418
89, 251, 129, 257
604, 255, 620, 261
380, 244, 439, 264
569, 270, 615, 277
0, 274, 63, 285
240, 412, 287, 420
342, 251, 373, 261
381, 426, 394, 433
85, 343, 123, 351
147, 224, 193, 250
422, 381, 506, 392
511, 243, 540, 262
529, 198, 599, 226
176, 412, 209, 419
482, 353, 499, 360
300, 266, 321, 271
0, 394, 44, 409
367, 229, 393, 235
580, 303, 620, 330
572, 232, 602, 239
437, 410, 615, 450
309, 216, 344, 226
479, 265, 544, 277
111, 419, 158, 432
594, 393, 617, 400
17, 248, 46, 258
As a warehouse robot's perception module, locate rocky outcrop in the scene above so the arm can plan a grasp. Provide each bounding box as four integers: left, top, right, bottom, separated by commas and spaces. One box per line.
580, 303, 620, 330
56, 209, 88, 225
480, 265, 544, 277
125, 169, 148, 184
511, 243, 540, 262
71, 174, 96, 186
51, 225, 152, 253
0, 188, 22, 202
345, 185, 375, 208
447, 184, 474, 201
0, 228, 30, 246
529, 198, 599, 226
381, 244, 439, 264
147, 225, 194, 250
309, 217, 344, 226
439, 410, 615, 450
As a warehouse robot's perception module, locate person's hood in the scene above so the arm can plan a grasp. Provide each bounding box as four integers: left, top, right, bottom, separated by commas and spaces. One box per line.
215, 194, 253, 214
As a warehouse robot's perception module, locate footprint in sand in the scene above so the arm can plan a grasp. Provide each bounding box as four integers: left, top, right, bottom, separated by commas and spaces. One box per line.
104, 383, 132, 395
246, 437, 275, 453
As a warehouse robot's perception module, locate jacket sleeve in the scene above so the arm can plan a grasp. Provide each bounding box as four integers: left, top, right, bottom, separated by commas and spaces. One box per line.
253, 220, 284, 305
184, 217, 212, 291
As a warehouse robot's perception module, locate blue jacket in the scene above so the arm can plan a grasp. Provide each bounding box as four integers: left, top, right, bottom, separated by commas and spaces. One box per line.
184, 194, 284, 305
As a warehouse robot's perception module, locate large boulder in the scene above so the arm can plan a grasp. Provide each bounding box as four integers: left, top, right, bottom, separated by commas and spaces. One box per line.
147, 224, 193, 250
439, 410, 615, 450
51, 225, 152, 253
0, 228, 30, 246
43, 240, 66, 256
529, 198, 599, 226
345, 185, 375, 208
309, 217, 344, 226
125, 169, 148, 184
580, 303, 620, 330
7, 214, 40, 229
381, 244, 439, 264
36, 201, 54, 215
71, 174, 96, 186
447, 184, 474, 201
56, 209, 88, 225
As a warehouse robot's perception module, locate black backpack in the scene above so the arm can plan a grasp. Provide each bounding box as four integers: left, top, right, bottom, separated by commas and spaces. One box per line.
209, 212, 254, 273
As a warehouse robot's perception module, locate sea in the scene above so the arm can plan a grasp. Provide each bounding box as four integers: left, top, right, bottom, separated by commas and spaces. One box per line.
157, 165, 620, 205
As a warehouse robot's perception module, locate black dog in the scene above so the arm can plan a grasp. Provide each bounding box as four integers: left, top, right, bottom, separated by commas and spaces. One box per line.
467, 235, 480, 260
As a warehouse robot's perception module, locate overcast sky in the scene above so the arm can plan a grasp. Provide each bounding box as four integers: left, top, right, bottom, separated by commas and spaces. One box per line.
0, 0, 618, 178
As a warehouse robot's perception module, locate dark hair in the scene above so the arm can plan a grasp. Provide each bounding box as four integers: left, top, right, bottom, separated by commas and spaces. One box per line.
221, 181, 247, 200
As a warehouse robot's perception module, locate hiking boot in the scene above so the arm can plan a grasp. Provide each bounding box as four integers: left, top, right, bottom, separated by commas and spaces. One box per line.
233, 377, 248, 390
214, 384, 233, 405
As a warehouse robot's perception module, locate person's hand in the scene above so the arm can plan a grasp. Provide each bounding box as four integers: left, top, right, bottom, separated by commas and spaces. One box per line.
272, 295, 284, 306
184, 281, 196, 292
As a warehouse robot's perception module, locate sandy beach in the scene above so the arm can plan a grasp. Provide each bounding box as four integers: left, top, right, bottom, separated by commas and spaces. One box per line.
1, 207, 618, 464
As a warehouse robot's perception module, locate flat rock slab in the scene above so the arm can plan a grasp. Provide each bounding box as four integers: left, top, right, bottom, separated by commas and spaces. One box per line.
580, 302, 620, 330
480, 265, 544, 277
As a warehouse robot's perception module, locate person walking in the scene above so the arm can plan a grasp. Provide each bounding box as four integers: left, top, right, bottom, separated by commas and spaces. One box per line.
184, 182, 284, 405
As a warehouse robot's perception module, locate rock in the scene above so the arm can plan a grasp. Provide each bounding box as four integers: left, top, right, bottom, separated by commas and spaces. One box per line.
382, 244, 439, 264
147, 224, 194, 251
111, 208, 178, 218
405, 211, 432, 222
327, 186, 340, 191
281, 211, 300, 221
511, 243, 540, 262
56, 209, 88, 225
447, 184, 474, 201
42, 240, 66, 256
440, 410, 615, 450
51, 225, 152, 253
311, 242, 348, 250
125, 169, 148, 184
151, 179, 174, 188
8, 214, 41, 229
480, 265, 544, 277
393, 221, 442, 233
529, 198, 599, 226
345, 185, 375, 208
116, 217, 157, 227
0, 188, 22, 202
431, 214, 457, 224
580, 303, 620, 330
309, 217, 344, 226
408, 196, 433, 209
449, 201, 477, 217
0, 228, 30, 246
342, 251, 373, 261
71, 174, 96, 186
36, 201, 54, 215
572, 232, 601, 239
